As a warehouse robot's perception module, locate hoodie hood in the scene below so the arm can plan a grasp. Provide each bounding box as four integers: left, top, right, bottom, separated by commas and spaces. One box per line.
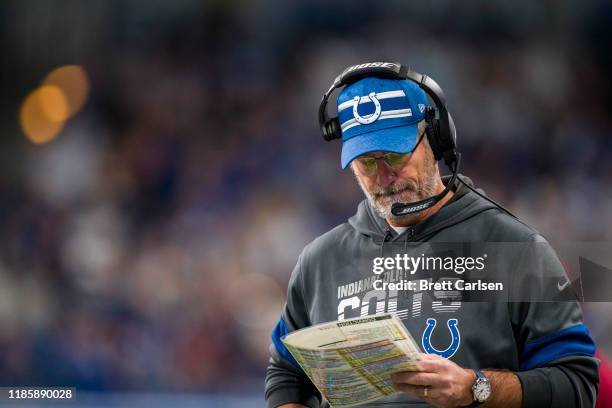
348, 174, 498, 243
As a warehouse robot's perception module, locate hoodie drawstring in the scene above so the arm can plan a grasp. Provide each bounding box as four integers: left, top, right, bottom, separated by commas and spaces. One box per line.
381, 227, 414, 258
381, 229, 392, 258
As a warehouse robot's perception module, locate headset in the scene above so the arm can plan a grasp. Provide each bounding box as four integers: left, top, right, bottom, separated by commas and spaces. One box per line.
319, 62, 459, 216
318, 61, 519, 220
319, 62, 458, 168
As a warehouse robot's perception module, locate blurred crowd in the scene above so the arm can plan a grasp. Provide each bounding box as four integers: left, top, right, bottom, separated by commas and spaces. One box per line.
1, 0, 611, 395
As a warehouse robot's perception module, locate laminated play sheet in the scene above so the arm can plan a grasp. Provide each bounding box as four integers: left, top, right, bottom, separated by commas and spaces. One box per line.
282, 313, 422, 407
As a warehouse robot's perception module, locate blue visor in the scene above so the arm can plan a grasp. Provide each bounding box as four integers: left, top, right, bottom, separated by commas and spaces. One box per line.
338, 77, 429, 169
341, 124, 419, 169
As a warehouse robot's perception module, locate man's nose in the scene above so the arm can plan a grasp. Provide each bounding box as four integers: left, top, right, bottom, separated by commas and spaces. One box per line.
375, 160, 396, 187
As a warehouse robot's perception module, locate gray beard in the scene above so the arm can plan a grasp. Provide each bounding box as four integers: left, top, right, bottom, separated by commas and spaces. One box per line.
354, 173, 438, 222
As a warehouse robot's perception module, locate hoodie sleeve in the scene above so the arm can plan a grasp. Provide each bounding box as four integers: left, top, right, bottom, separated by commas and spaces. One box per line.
509, 235, 599, 408
265, 252, 322, 408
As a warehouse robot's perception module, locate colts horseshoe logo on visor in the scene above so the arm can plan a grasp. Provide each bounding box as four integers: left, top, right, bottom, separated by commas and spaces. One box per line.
352, 92, 382, 124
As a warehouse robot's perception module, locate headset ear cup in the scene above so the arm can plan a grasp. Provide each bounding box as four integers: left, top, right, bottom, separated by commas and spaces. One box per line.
430, 119, 444, 161
437, 112, 458, 165
323, 118, 342, 142
322, 122, 331, 141
438, 114, 450, 148
424, 107, 443, 161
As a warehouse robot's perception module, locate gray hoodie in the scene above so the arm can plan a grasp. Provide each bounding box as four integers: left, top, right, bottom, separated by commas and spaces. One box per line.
265, 175, 598, 408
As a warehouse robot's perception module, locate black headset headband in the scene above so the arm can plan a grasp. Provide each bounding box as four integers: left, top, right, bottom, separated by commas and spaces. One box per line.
319, 62, 447, 133
319, 62, 457, 166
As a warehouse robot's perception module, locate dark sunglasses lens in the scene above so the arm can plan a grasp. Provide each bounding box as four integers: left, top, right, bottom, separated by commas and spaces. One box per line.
384, 153, 408, 169
358, 158, 377, 174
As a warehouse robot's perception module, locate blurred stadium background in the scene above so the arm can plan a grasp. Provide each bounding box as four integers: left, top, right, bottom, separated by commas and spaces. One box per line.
1, 0, 612, 406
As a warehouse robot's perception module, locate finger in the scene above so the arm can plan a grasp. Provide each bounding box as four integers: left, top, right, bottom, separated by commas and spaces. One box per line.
417, 353, 445, 363
391, 371, 441, 386
417, 353, 441, 360
416, 355, 449, 372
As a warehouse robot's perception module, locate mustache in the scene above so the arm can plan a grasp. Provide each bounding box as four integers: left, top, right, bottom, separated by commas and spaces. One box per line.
371, 180, 419, 198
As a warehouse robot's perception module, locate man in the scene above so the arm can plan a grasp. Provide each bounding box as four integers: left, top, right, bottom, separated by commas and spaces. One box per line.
265, 67, 599, 407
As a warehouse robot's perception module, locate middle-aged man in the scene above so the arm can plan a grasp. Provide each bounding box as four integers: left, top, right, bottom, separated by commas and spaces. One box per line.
265, 62, 599, 408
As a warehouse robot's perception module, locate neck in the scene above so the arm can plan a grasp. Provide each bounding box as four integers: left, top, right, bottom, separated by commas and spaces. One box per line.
386, 178, 454, 228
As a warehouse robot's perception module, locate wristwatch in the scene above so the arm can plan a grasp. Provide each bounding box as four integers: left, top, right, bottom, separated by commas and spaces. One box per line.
468, 368, 491, 406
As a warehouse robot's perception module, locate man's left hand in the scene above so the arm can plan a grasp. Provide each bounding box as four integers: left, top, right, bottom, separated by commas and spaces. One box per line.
391, 353, 476, 408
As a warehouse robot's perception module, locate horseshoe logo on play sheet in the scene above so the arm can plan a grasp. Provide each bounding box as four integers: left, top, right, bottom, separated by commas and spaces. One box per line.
353, 92, 382, 124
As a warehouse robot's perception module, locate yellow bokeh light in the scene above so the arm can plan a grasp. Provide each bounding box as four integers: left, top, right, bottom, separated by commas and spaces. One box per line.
20, 87, 66, 144
43, 65, 90, 119
38, 85, 69, 122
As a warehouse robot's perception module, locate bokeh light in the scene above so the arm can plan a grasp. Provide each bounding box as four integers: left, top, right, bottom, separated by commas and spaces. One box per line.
38, 85, 69, 122
43, 65, 90, 119
20, 65, 90, 144
19, 85, 67, 144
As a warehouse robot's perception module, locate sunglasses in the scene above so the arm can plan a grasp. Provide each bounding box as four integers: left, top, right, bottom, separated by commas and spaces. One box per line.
354, 131, 426, 176
354, 152, 411, 176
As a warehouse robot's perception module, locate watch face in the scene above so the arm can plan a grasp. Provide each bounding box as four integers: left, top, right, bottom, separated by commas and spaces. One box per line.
474, 379, 491, 402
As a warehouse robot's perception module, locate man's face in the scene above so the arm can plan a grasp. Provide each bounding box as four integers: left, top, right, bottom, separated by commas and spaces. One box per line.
351, 130, 439, 222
